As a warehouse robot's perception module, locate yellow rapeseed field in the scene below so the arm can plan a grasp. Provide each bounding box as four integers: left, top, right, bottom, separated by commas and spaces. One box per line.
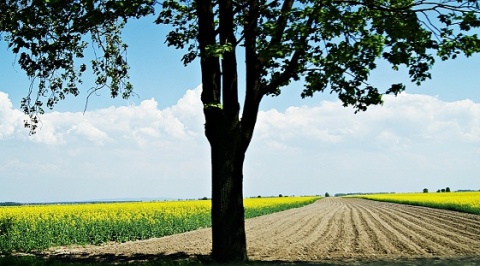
0, 196, 319, 252
359, 191, 480, 215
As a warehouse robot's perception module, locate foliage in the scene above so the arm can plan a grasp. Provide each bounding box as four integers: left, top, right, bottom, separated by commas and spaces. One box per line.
437, 187, 451, 192
0, 196, 318, 253
0, 0, 155, 133
358, 192, 480, 215
1, 1, 480, 132
157, 0, 480, 112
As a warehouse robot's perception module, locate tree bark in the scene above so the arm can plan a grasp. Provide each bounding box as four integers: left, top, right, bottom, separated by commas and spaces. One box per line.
206, 0, 247, 262
208, 117, 248, 262
196, 0, 256, 262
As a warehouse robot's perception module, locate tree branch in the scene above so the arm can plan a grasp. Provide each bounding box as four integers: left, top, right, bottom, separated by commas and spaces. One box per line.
336, 0, 480, 14
219, 0, 240, 121
196, 1, 221, 106
241, 0, 262, 148
263, 3, 318, 95
269, 0, 295, 47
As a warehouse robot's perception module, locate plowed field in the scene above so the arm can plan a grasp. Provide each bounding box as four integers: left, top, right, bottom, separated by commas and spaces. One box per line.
45, 198, 480, 264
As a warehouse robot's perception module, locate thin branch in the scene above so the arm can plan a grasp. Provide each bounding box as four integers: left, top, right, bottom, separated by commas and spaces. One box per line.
269, 0, 295, 47
241, 0, 262, 147
334, 0, 480, 14
263, 3, 319, 95
419, 10, 443, 41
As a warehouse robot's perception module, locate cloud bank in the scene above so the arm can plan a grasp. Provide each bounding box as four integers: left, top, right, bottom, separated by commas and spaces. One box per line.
1, 86, 479, 202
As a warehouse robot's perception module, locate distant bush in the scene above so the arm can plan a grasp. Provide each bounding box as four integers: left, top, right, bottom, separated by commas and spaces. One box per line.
436, 187, 451, 193
423, 188, 428, 193
325, 192, 330, 197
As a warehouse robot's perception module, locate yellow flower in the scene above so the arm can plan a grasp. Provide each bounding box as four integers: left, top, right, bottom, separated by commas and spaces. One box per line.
360, 191, 480, 215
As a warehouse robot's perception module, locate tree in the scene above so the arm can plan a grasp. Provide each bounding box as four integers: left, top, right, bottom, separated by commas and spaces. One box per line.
423, 188, 429, 193
2, 0, 480, 262
446, 187, 451, 192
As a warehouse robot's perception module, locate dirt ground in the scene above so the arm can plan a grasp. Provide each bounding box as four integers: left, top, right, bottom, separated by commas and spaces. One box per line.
43, 198, 480, 264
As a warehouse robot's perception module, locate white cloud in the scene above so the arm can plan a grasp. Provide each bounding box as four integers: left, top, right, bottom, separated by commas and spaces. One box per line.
1, 88, 479, 202
1, 86, 204, 147
0, 86, 211, 202
246, 93, 480, 196
68, 122, 110, 145
0, 92, 28, 140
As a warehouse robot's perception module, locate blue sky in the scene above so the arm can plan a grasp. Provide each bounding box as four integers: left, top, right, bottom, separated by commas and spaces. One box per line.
1, 16, 479, 202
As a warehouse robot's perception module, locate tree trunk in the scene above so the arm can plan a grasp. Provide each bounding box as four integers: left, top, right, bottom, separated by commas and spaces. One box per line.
206, 110, 248, 262
196, 1, 252, 261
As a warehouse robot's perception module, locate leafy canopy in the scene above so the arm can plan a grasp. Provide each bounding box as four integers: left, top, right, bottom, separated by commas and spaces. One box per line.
1, 0, 480, 133
157, 0, 480, 109
0, 0, 154, 132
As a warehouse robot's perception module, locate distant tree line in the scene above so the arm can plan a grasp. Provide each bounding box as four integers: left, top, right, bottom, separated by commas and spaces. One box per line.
423, 187, 480, 193
334, 192, 395, 197
0, 202, 22, 206
423, 187, 450, 193
0, 201, 146, 206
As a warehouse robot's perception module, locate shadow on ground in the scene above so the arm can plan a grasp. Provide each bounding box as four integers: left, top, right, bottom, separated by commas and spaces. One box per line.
2, 252, 480, 266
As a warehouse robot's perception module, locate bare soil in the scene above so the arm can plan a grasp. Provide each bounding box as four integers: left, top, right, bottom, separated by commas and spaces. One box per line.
43, 198, 480, 264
